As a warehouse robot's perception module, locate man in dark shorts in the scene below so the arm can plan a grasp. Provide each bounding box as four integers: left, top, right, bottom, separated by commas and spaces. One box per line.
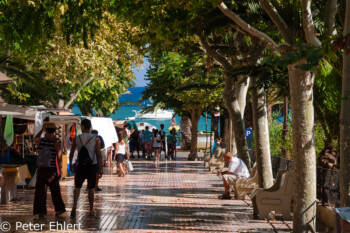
69, 119, 103, 217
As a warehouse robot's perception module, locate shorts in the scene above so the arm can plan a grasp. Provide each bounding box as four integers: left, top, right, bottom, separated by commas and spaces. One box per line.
130, 140, 140, 152
145, 141, 152, 151
75, 164, 98, 189
223, 174, 245, 185
167, 143, 174, 150
153, 147, 160, 149
116, 153, 125, 163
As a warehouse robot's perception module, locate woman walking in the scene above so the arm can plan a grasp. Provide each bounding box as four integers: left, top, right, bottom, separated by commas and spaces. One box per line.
152, 129, 162, 163
113, 133, 127, 177
34, 122, 66, 218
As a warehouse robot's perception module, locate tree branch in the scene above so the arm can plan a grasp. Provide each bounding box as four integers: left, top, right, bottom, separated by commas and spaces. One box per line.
63, 76, 95, 109
324, 0, 338, 36
197, 32, 232, 72
258, 0, 294, 44
302, 0, 322, 47
218, 2, 290, 52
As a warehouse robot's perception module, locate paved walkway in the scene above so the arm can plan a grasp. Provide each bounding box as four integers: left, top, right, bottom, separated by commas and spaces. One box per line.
0, 153, 304, 232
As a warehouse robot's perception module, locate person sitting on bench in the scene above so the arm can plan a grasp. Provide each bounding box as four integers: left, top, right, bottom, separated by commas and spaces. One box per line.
217, 152, 250, 199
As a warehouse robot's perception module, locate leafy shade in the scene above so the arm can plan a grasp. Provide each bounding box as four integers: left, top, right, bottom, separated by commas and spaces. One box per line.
142, 51, 224, 117
1, 13, 143, 114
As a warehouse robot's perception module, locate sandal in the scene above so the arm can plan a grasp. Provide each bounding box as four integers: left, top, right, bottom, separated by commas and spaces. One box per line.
218, 194, 232, 200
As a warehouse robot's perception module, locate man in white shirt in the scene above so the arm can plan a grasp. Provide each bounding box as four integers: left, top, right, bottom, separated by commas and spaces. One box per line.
217, 152, 250, 199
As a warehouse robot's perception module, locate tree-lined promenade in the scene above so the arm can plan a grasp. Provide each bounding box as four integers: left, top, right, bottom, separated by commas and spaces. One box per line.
1, 1, 350, 232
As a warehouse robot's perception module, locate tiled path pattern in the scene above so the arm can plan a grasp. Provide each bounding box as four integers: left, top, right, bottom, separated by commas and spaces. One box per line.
0, 153, 322, 232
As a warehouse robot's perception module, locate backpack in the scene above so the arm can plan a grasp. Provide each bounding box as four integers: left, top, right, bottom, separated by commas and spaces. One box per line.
37, 145, 53, 168
78, 135, 95, 165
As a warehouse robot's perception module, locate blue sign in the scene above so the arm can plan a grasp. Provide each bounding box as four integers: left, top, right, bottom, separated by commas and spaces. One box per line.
245, 128, 252, 138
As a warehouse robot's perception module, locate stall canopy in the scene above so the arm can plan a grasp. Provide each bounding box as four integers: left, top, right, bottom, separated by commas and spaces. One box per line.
47, 115, 80, 124
87, 117, 118, 149
0, 103, 31, 116
0, 104, 77, 121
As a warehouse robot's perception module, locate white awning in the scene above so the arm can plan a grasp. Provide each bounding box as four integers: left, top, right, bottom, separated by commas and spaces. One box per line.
136, 122, 157, 131
86, 117, 119, 149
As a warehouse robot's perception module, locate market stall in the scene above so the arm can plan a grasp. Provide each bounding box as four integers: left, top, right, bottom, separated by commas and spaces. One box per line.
0, 105, 80, 201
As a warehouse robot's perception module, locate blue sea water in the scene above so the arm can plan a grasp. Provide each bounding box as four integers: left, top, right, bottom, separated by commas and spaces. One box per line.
73, 87, 212, 132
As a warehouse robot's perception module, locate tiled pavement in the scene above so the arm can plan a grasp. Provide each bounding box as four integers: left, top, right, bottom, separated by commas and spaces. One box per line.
0, 152, 326, 232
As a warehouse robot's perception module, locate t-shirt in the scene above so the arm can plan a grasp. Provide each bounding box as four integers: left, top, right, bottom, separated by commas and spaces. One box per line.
160, 129, 166, 141
228, 156, 250, 178
144, 130, 152, 142
39, 137, 57, 168
153, 134, 161, 147
93, 134, 105, 149
140, 133, 144, 144
167, 134, 175, 143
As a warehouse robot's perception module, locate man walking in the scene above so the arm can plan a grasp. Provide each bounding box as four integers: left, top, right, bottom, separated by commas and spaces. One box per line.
69, 119, 103, 217
34, 122, 66, 218
159, 124, 167, 159
143, 126, 153, 160
91, 130, 105, 192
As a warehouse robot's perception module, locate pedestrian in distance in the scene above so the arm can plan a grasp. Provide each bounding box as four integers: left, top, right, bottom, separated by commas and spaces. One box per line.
167, 131, 176, 160
159, 124, 167, 159
140, 130, 146, 158
113, 132, 127, 177
129, 129, 141, 158
143, 126, 153, 160
152, 129, 162, 163
91, 130, 105, 192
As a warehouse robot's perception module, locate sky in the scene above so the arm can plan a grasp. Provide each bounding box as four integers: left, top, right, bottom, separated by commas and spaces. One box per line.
133, 59, 150, 87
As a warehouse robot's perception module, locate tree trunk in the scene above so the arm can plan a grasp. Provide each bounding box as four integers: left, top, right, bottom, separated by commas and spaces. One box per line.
251, 76, 273, 188
180, 117, 191, 150
188, 108, 202, 160
223, 75, 251, 168
340, 0, 350, 207
288, 62, 316, 233
244, 102, 253, 129
226, 119, 237, 155
57, 99, 65, 109
211, 113, 219, 140
281, 96, 290, 159
223, 116, 230, 151
266, 104, 273, 120
220, 114, 226, 138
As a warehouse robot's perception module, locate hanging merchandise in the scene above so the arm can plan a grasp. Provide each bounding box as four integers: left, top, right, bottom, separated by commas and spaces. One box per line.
76, 123, 82, 135
70, 124, 76, 139
4, 115, 14, 146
